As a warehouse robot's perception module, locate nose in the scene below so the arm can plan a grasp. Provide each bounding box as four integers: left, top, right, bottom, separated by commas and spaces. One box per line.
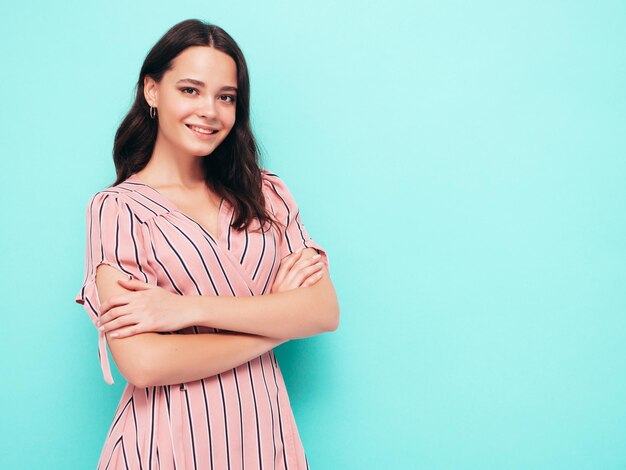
198, 97, 218, 119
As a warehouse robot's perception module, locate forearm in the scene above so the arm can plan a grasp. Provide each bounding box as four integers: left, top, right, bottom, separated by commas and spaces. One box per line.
185, 273, 340, 339
107, 331, 284, 388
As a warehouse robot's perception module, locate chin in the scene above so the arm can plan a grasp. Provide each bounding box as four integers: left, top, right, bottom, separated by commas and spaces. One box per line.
187, 143, 218, 156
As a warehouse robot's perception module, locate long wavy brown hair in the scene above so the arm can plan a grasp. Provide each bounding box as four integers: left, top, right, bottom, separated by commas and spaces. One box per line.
111, 19, 277, 232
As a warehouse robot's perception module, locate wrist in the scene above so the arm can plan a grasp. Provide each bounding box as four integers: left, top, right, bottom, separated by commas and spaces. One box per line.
182, 295, 207, 328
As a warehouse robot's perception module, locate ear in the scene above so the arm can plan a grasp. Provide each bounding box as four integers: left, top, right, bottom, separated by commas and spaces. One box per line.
143, 76, 159, 107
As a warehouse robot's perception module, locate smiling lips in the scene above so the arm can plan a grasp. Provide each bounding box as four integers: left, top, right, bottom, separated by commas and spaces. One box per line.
186, 124, 218, 135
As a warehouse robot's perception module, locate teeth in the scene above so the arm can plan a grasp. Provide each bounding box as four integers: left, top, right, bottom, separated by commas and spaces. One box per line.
189, 125, 216, 134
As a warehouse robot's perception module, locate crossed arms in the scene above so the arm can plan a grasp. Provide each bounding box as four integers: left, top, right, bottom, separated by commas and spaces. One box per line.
94, 248, 339, 387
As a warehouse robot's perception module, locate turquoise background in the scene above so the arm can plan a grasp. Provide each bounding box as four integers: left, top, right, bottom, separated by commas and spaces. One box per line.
1, 1, 625, 468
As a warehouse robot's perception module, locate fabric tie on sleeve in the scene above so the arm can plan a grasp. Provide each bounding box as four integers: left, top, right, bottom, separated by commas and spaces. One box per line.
75, 271, 115, 384
75, 191, 157, 385
97, 326, 115, 384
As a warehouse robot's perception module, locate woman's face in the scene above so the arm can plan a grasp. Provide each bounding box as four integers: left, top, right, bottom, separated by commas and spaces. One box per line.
144, 46, 238, 160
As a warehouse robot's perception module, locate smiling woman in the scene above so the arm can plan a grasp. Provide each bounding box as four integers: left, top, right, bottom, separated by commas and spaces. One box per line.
75, 18, 338, 470
143, 46, 238, 159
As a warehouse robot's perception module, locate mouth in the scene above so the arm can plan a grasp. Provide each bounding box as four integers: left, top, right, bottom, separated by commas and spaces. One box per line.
185, 124, 219, 135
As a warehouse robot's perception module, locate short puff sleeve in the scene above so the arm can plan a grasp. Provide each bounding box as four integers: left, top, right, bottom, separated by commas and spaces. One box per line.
74, 191, 158, 384
261, 169, 330, 272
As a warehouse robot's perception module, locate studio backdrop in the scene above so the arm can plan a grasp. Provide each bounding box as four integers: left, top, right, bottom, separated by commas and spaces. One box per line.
1, 1, 625, 468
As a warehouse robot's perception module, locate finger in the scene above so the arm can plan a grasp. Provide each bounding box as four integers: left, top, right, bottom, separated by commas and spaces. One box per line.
117, 278, 153, 291
272, 264, 322, 293
99, 312, 137, 334
281, 249, 303, 269
276, 254, 319, 287
283, 262, 324, 290
98, 305, 132, 328
274, 250, 303, 286
100, 294, 131, 315
107, 323, 144, 339
285, 258, 322, 279
289, 254, 322, 273
271, 249, 308, 293
301, 270, 324, 287
296, 262, 325, 286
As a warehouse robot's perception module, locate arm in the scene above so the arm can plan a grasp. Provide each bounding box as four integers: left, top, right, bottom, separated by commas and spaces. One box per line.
96, 174, 338, 342
99, 248, 334, 341
185, 248, 339, 339
96, 263, 285, 388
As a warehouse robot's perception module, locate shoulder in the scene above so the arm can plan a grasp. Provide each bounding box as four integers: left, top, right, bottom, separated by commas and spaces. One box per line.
260, 168, 283, 189
84, 181, 167, 223
260, 168, 295, 203
84, 188, 122, 216
260, 168, 310, 224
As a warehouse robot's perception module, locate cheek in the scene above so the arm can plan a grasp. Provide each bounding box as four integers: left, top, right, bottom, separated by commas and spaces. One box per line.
173, 101, 194, 120
164, 94, 192, 114
225, 109, 237, 131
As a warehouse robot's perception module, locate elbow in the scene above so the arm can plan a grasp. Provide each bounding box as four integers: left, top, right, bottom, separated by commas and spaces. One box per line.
127, 368, 155, 389
318, 286, 340, 333
117, 355, 156, 388
125, 374, 152, 389
290, 304, 339, 340
131, 351, 166, 387
321, 302, 340, 333
108, 335, 159, 388
314, 277, 340, 334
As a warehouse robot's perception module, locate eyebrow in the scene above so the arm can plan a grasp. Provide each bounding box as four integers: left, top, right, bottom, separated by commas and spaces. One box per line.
176, 78, 237, 92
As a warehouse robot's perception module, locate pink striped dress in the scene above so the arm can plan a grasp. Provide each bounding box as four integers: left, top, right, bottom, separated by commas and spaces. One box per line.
75, 169, 329, 470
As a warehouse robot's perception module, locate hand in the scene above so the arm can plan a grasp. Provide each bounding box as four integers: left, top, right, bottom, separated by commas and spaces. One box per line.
271, 249, 325, 294
97, 279, 190, 338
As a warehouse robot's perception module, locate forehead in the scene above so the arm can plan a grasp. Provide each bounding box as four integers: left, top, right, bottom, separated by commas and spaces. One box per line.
167, 46, 237, 85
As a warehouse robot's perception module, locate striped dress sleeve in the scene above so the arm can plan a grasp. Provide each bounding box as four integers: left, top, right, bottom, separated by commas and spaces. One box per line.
74, 191, 158, 385
262, 170, 330, 272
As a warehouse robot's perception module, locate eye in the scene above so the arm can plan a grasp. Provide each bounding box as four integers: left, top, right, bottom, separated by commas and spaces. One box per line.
219, 94, 236, 103
180, 87, 199, 95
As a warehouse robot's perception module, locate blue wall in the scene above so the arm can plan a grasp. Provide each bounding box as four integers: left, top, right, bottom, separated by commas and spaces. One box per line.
1, 1, 625, 468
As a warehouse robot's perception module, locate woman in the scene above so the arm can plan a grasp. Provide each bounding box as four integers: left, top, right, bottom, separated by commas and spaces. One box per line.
75, 19, 339, 469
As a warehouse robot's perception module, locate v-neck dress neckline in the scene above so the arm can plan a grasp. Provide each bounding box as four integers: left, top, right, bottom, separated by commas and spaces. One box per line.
126, 173, 227, 242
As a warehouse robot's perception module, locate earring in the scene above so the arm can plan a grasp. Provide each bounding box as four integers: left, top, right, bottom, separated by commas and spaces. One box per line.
150, 106, 157, 119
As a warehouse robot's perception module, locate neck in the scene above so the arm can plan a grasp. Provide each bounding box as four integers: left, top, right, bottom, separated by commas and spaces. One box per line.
140, 133, 206, 189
